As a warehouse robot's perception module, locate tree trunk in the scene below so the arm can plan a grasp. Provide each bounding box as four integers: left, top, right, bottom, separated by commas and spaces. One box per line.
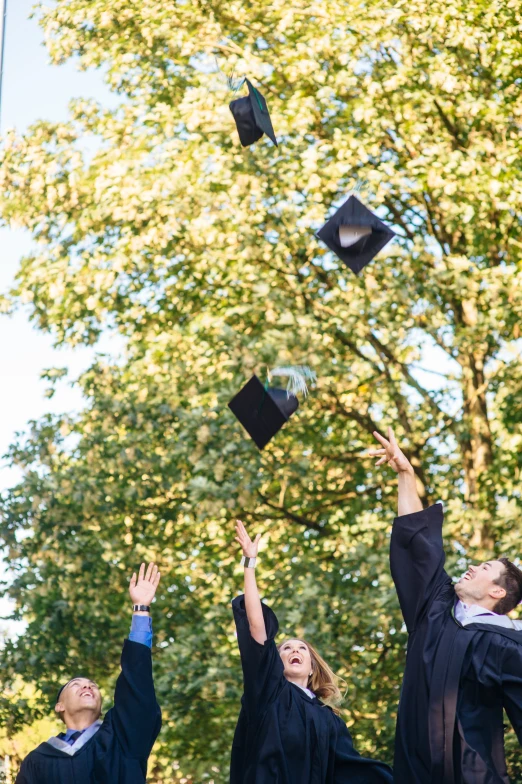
458, 301, 494, 548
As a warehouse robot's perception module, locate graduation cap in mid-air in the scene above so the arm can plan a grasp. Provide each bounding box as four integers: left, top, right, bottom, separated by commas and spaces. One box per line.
316, 194, 395, 274
228, 367, 315, 450
229, 78, 278, 147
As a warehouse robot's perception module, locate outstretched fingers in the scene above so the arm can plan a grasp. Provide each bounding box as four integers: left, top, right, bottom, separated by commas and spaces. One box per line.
369, 434, 393, 468
372, 430, 390, 449
235, 519, 250, 543
235, 520, 262, 556
131, 562, 159, 585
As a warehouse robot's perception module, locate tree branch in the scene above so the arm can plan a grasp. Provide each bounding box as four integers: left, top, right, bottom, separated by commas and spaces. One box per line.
367, 331, 455, 430
257, 495, 325, 532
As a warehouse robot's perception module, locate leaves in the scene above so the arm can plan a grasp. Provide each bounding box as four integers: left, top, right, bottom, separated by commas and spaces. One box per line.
2, 0, 522, 779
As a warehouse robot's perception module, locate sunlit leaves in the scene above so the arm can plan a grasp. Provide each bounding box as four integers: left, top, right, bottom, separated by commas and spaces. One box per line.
2, 0, 522, 779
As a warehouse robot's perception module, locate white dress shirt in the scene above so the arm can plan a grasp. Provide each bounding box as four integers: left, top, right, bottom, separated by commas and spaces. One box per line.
295, 683, 316, 699
454, 599, 522, 630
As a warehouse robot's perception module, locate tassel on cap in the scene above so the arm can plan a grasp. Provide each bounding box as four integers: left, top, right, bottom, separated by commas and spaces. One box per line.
268, 366, 317, 398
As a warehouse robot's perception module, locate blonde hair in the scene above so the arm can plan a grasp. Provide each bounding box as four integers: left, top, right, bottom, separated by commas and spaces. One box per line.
277, 638, 343, 713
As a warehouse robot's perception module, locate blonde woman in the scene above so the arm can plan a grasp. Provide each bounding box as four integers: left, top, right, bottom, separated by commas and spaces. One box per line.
230, 520, 393, 784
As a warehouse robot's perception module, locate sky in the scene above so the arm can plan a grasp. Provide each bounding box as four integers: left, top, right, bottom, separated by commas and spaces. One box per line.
0, 0, 119, 492
0, 0, 117, 633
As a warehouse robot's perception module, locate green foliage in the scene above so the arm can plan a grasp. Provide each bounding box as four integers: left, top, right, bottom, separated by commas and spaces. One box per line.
1, 0, 522, 779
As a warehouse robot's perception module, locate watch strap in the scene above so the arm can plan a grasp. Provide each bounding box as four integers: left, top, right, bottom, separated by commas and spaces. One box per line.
240, 556, 257, 568
132, 604, 151, 612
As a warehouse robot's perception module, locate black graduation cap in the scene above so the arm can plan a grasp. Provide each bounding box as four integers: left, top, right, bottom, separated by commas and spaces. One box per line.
316, 194, 395, 274
229, 78, 278, 147
228, 375, 298, 450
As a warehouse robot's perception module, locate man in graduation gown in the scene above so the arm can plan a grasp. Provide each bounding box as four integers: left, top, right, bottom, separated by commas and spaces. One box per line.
371, 428, 522, 784
16, 562, 162, 784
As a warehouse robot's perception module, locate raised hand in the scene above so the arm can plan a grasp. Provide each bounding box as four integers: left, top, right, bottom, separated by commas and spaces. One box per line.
235, 520, 266, 644
129, 562, 161, 606
235, 520, 261, 558
370, 427, 413, 474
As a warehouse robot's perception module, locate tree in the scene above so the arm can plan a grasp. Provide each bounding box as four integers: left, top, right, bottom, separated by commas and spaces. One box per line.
1, 0, 522, 779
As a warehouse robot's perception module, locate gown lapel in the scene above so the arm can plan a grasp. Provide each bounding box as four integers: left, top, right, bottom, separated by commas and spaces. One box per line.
429, 610, 522, 784
428, 610, 475, 784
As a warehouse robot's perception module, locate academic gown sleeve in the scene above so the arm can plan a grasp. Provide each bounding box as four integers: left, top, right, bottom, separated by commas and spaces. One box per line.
14, 759, 32, 784
501, 641, 522, 743
232, 594, 286, 718
390, 502, 452, 632
110, 638, 162, 761
333, 716, 393, 783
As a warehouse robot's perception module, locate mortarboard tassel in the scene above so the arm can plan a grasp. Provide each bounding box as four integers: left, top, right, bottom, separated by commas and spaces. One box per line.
268, 366, 317, 398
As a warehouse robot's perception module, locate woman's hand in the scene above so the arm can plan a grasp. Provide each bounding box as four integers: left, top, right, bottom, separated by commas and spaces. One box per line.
369, 427, 413, 474
235, 520, 261, 558
235, 520, 267, 644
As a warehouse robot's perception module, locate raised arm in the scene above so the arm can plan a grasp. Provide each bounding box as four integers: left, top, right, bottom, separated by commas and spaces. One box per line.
235, 520, 266, 644
111, 562, 162, 761
370, 427, 423, 515
232, 522, 285, 723
370, 428, 451, 631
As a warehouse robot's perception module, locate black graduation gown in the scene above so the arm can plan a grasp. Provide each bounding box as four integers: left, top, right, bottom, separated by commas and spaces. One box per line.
15, 639, 162, 784
230, 594, 393, 784
391, 503, 522, 784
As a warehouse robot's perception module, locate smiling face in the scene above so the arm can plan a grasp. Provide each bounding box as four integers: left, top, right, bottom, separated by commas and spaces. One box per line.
454, 560, 507, 608
278, 639, 313, 682
55, 678, 102, 724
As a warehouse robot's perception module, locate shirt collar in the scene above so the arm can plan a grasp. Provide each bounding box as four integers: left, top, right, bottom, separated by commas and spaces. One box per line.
64, 728, 83, 741
48, 720, 103, 756
63, 721, 97, 741
458, 600, 499, 618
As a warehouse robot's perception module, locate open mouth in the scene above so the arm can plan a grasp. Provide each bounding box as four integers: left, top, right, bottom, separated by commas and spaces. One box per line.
289, 656, 302, 665
80, 691, 94, 698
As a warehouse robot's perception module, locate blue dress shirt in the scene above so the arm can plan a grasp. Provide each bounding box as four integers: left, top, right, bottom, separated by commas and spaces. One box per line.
62, 728, 83, 745
128, 614, 153, 648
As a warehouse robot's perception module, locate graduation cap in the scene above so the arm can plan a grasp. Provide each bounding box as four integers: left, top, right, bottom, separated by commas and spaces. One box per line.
229, 78, 278, 147
316, 194, 395, 274
228, 367, 315, 450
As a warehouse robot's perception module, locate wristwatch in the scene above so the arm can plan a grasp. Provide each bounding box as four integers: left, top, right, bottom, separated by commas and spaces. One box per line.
240, 556, 257, 568
132, 604, 151, 612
